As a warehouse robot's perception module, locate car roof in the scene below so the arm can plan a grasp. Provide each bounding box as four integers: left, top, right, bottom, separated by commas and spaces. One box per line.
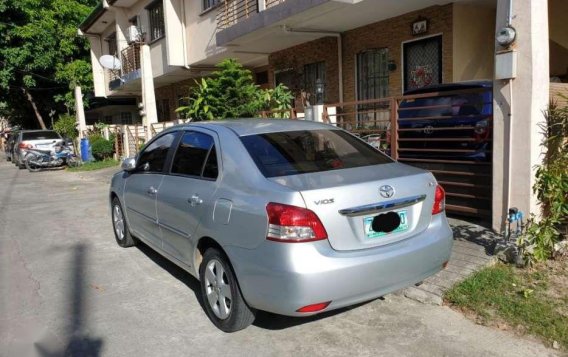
403, 80, 492, 95
174, 119, 338, 137
19, 129, 57, 132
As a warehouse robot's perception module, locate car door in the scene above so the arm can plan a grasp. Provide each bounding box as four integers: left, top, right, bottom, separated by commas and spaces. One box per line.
157, 130, 220, 265
123, 132, 178, 249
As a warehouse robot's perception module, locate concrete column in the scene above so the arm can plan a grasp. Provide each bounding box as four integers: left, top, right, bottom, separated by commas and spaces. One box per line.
75, 86, 87, 139
86, 36, 106, 97
492, 0, 550, 231
140, 44, 158, 141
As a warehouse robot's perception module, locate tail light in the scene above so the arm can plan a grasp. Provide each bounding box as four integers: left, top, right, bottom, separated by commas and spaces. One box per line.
266, 202, 328, 242
18, 142, 34, 149
432, 185, 446, 215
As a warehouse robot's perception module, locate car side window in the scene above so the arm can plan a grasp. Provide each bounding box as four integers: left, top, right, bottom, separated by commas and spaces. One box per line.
136, 132, 176, 173
171, 131, 215, 178
202, 145, 218, 179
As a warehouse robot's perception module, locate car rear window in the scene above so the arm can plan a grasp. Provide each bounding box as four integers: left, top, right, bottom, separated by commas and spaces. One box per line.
22, 131, 60, 140
241, 129, 393, 178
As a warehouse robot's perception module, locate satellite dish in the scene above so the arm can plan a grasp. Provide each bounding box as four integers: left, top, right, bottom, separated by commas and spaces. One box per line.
99, 55, 122, 70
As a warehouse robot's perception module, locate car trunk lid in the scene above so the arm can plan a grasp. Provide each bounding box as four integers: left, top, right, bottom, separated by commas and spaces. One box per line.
269, 163, 438, 251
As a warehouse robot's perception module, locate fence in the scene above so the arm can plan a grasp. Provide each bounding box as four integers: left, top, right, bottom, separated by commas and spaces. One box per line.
324, 87, 493, 219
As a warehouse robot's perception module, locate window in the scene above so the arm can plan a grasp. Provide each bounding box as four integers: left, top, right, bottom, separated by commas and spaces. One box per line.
202, 0, 220, 11
303, 61, 326, 102
22, 131, 61, 140
403, 36, 442, 92
171, 131, 217, 178
147, 1, 165, 41
104, 115, 113, 124
106, 33, 117, 56
241, 129, 393, 178
157, 99, 170, 121
120, 112, 132, 125
137, 132, 176, 173
357, 49, 389, 101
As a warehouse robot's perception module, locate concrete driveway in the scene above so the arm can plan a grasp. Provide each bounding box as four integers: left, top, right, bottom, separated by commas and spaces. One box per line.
0, 161, 559, 357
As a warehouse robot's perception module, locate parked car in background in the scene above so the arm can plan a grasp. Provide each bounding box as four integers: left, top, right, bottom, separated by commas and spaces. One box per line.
12, 130, 63, 168
398, 81, 492, 161
110, 119, 453, 332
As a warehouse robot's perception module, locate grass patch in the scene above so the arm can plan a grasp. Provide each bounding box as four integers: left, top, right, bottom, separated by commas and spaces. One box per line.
67, 159, 119, 172
445, 261, 568, 350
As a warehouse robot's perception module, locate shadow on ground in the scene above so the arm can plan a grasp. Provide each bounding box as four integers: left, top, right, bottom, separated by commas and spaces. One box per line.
136, 242, 375, 331
35, 244, 104, 357
449, 215, 501, 256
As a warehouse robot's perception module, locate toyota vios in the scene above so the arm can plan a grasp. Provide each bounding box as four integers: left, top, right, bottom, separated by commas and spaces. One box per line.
110, 120, 453, 332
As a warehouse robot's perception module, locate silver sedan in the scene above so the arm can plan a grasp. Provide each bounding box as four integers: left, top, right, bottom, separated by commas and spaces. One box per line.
110, 119, 453, 332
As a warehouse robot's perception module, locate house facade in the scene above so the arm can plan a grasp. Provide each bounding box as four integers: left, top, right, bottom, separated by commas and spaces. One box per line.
79, 0, 567, 231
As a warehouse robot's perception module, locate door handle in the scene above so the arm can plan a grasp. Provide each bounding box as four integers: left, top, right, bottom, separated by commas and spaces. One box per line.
147, 186, 158, 195
188, 194, 203, 207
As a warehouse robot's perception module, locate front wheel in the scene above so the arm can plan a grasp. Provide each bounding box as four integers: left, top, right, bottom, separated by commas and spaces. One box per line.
25, 155, 42, 172
66, 156, 81, 168
199, 248, 256, 332
111, 197, 136, 247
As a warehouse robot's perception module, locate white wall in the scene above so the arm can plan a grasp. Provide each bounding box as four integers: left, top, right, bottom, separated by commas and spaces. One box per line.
452, 3, 496, 81
185, 0, 226, 66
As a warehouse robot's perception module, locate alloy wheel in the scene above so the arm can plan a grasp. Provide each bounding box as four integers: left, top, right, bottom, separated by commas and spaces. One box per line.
113, 204, 125, 241
204, 259, 232, 320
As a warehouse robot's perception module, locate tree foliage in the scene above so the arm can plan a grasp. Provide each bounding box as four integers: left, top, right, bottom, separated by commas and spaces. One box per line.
0, 0, 97, 128
177, 59, 293, 120
53, 113, 79, 140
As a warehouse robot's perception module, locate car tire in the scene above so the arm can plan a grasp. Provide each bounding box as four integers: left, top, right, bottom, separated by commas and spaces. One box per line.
25, 155, 41, 172
199, 248, 256, 332
111, 197, 136, 248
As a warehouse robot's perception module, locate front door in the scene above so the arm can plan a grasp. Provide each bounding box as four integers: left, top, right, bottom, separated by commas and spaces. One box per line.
403, 35, 443, 93
123, 132, 177, 249
157, 130, 220, 265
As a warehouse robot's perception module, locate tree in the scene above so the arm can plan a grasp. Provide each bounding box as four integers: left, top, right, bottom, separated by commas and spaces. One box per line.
0, 0, 97, 129
177, 59, 293, 120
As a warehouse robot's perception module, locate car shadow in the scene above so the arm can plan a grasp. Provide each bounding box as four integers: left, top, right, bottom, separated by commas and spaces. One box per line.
134, 241, 377, 331
135, 242, 207, 312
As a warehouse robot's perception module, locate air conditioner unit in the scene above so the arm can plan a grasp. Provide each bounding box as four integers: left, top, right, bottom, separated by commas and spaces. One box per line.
127, 25, 142, 44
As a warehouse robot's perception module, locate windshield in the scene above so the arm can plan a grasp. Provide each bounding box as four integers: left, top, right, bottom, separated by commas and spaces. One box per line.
22, 131, 61, 140
241, 129, 393, 178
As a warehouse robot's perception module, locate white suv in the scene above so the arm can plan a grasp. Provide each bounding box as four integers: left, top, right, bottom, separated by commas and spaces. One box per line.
13, 130, 62, 168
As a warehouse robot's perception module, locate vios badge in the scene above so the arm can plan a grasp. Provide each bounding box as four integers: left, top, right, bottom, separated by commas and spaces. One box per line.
379, 185, 395, 198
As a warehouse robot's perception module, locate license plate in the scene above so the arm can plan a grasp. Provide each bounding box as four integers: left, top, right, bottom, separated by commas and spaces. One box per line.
364, 210, 408, 239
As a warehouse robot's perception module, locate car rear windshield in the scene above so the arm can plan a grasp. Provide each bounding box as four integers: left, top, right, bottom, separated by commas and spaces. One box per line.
241, 129, 393, 178
22, 131, 60, 140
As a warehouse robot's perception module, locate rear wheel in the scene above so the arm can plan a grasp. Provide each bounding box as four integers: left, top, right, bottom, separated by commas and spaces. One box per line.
66, 156, 81, 168
199, 248, 255, 332
111, 197, 136, 247
25, 155, 41, 172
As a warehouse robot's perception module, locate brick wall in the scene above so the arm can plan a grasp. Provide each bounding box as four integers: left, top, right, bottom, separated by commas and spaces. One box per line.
268, 36, 340, 109
267, 4, 453, 107
155, 79, 197, 121
343, 4, 453, 102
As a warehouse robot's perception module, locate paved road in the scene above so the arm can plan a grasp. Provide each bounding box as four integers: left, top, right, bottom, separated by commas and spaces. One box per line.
0, 160, 559, 357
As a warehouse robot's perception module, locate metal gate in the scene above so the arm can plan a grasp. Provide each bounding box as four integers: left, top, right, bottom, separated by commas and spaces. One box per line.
323, 85, 493, 219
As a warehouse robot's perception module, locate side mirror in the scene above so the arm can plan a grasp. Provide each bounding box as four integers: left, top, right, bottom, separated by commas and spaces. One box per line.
121, 157, 136, 172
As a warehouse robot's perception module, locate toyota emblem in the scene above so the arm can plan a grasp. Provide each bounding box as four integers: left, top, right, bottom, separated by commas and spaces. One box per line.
423, 125, 434, 135
379, 185, 395, 198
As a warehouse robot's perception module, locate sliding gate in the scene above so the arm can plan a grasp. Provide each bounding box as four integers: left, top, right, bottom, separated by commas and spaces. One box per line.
324, 86, 493, 220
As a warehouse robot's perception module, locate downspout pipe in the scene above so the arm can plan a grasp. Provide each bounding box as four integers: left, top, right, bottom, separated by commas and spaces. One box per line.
282, 26, 343, 103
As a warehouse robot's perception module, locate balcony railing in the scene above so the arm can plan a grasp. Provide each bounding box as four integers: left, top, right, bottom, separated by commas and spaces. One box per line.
121, 43, 141, 75
217, 0, 287, 30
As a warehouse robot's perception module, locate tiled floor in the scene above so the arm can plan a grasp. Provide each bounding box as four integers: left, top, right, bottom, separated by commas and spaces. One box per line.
400, 217, 499, 305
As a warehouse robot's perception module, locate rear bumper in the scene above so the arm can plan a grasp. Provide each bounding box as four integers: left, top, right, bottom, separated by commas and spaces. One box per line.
225, 214, 453, 316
